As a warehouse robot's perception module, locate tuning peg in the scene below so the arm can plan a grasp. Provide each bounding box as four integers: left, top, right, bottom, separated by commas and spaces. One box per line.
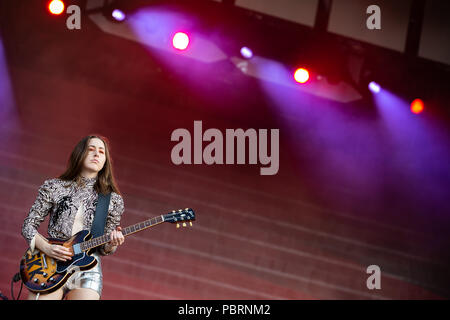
176, 223, 180, 228
182, 222, 186, 227
178, 209, 182, 212
189, 222, 192, 226
172, 210, 176, 213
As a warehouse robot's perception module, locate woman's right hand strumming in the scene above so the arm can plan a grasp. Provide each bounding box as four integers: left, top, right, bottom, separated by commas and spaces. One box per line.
35, 233, 73, 262
43, 243, 73, 262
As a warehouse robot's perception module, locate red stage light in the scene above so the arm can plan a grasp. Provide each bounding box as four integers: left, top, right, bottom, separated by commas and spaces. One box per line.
48, 0, 65, 15
411, 99, 424, 114
294, 68, 310, 84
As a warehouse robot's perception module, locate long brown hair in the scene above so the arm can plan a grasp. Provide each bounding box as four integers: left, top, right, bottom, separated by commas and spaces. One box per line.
58, 135, 121, 195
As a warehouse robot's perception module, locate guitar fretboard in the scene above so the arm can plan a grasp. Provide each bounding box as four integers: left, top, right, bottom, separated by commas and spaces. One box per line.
80, 215, 164, 252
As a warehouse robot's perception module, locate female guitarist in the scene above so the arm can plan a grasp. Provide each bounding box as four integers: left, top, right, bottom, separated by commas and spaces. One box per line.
21, 135, 125, 300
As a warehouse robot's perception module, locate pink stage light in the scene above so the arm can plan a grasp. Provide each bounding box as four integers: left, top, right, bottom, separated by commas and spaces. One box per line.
172, 32, 190, 51
48, 0, 65, 15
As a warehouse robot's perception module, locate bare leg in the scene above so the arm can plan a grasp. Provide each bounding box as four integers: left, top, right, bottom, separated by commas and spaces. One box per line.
65, 288, 100, 300
27, 288, 64, 300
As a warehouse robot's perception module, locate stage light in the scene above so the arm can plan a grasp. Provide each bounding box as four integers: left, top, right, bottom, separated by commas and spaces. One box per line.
111, 9, 126, 22
48, 0, 65, 15
294, 68, 310, 84
411, 98, 424, 114
369, 81, 381, 93
172, 32, 190, 51
240, 47, 253, 59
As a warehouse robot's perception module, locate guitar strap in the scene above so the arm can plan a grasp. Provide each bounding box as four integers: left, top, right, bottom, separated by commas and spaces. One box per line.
90, 192, 112, 238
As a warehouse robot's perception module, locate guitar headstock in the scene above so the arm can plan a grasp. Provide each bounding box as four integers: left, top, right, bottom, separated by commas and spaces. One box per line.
163, 208, 196, 228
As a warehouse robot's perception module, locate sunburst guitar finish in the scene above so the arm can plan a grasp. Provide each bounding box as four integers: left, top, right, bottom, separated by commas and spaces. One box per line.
19, 230, 96, 293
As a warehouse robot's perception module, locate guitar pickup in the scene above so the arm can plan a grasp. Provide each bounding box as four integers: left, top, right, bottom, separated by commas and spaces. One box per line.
72, 243, 82, 255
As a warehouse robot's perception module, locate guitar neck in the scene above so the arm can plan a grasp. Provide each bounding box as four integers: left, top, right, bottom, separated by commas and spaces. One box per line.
80, 215, 165, 252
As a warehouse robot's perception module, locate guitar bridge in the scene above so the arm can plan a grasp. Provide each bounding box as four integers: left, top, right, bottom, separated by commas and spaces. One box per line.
41, 254, 48, 269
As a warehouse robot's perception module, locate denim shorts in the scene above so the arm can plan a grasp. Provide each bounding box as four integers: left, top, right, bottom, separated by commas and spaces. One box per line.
62, 252, 103, 298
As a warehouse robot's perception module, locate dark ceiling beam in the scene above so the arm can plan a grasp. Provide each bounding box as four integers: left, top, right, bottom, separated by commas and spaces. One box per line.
314, 0, 332, 32
404, 0, 426, 57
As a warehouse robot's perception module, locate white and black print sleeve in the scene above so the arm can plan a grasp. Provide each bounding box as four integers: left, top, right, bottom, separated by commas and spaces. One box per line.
22, 179, 54, 245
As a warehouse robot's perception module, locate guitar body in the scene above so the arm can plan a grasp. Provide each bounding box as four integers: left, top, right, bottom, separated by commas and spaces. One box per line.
19, 230, 97, 293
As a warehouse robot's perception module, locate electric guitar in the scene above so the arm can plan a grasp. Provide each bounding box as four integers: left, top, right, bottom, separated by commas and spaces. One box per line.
19, 208, 195, 293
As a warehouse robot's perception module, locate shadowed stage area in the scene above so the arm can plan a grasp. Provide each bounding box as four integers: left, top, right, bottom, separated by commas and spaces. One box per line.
0, 0, 449, 299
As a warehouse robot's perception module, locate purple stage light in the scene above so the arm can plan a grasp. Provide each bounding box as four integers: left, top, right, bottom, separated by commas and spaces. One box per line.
369, 81, 381, 93
112, 9, 126, 22
240, 47, 253, 59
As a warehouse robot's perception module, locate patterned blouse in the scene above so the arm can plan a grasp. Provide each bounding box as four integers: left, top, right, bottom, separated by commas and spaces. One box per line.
22, 176, 125, 256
